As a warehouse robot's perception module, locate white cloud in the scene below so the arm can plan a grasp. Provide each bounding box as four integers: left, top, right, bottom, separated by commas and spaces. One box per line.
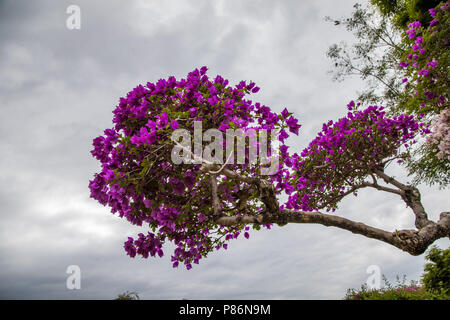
131, 0, 199, 36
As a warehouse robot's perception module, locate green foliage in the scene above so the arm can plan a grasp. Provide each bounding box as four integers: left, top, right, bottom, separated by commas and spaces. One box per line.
345, 246, 450, 300
406, 143, 450, 187
371, 0, 443, 28
114, 291, 140, 300
421, 246, 450, 294
371, 0, 402, 16
345, 283, 449, 300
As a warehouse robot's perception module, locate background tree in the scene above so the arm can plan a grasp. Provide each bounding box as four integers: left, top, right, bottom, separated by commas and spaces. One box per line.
325, 3, 405, 110
326, 2, 449, 186
89, 66, 450, 270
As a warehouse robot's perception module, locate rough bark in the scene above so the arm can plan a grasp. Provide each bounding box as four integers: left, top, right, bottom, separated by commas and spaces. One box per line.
185, 145, 450, 256
216, 210, 450, 256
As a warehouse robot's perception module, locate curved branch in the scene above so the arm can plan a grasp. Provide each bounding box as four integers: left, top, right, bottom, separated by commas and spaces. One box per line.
374, 169, 431, 229
210, 174, 220, 216
361, 181, 403, 195
374, 169, 408, 190
216, 210, 450, 256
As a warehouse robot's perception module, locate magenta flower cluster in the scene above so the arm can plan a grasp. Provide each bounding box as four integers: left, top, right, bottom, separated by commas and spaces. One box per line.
279, 104, 429, 212
399, 3, 449, 113
89, 67, 302, 269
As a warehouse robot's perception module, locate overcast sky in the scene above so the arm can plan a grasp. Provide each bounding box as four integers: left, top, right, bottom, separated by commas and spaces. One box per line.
0, 0, 448, 300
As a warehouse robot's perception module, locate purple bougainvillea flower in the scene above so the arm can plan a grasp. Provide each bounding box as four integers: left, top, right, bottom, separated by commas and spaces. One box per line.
184, 172, 196, 189
424, 91, 436, 100
347, 100, 355, 110
143, 199, 152, 209
207, 95, 218, 106
170, 119, 179, 130
427, 60, 438, 68
279, 128, 289, 143
251, 86, 260, 93
286, 116, 301, 135
170, 177, 185, 195
156, 112, 169, 129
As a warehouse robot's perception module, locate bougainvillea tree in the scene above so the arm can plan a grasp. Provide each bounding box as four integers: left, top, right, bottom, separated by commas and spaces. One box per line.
89, 65, 450, 269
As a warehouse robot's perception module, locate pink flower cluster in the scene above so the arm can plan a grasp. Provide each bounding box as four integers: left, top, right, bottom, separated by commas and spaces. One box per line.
426, 109, 450, 160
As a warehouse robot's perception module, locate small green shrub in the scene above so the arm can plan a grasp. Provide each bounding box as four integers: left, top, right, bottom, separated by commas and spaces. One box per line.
115, 291, 140, 300
345, 283, 449, 300
421, 246, 449, 295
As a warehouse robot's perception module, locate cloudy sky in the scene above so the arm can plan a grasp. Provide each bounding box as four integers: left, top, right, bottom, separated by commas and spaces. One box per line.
0, 0, 448, 300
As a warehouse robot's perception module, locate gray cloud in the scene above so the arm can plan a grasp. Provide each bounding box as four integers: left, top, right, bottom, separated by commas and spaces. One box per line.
0, 0, 448, 300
